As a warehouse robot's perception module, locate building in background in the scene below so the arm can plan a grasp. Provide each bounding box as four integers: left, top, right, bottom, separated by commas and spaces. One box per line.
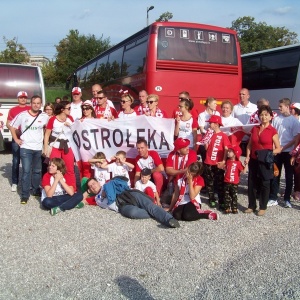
28, 55, 50, 68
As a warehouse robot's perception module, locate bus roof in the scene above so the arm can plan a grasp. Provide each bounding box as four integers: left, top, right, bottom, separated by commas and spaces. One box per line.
76, 21, 238, 71
241, 43, 300, 57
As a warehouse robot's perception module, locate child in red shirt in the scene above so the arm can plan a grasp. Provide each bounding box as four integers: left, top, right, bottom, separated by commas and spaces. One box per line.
204, 115, 231, 208
224, 146, 246, 214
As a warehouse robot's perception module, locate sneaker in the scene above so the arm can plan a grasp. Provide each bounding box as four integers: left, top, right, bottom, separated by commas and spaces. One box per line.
232, 209, 238, 214
76, 202, 84, 209
244, 208, 254, 213
11, 184, 17, 192
20, 198, 28, 204
32, 190, 41, 197
284, 201, 292, 208
208, 212, 219, 220
168, 218, 180, 228
51, 207, 61, 216
224, 209, 231, 214
267, 200, 278, 207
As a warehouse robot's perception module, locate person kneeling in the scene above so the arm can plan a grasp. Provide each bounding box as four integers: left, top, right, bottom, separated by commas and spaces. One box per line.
42, 158, 84, 215
168, 162, 219, 221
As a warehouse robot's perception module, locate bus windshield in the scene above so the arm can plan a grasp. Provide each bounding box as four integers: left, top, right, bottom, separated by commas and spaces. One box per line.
0, 64, 43, 102
157, 26, 237, 65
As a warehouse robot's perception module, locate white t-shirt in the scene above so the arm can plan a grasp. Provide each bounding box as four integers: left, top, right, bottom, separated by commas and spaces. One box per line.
233, 102, 257, 125
107, 162, 132, 185
118, 111, 137, 118
198, 110, 220, 132
70, 102, 83, 120
272, 114, 300, 152
135, 180, 157, 193
177, 177, 201, 205
91, 165, 110, 186
95, 186, 119, 212
177, 118, 197, 145
221, 115, 243, 128
11, 110, 49, 150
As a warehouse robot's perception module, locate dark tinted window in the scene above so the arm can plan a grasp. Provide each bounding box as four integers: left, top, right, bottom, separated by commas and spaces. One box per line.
123, 40, 148, 76
157, 27, 237, 65
242, 47, 300, 89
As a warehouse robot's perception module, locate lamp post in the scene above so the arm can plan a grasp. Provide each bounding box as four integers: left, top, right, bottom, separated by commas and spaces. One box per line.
147, 6, 154, 26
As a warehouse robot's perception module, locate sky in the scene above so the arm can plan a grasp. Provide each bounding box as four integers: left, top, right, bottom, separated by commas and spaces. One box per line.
1, 0, 300, 60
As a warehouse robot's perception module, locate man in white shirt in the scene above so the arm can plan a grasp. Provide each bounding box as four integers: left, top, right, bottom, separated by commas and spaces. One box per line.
233, 88, 257, 125
70, 87, 83, 120
10, 95, 49, 204
91, 84, 115, 108
268, 98, 300, 208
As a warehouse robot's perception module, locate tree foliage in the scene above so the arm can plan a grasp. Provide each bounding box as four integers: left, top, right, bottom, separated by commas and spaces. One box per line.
230, 16, 298, 54
54, 29, 111, 83
0, 37, 29, 63
42, 61, 60, 86
156, 12, 173, 22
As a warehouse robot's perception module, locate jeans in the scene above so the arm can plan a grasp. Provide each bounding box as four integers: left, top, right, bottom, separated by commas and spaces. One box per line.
269, 152, 294, 201
118, 190, 173, 226
11, 140, 20, 185
20, 148, 42, 199
42, 192, 83, 211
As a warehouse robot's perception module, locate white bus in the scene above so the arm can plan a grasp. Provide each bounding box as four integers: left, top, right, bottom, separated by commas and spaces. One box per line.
0, 63, 46, 142
242, 44, 300, 109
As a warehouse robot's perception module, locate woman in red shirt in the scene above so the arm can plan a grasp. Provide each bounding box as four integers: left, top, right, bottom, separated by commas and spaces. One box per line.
244, 105, 281, 216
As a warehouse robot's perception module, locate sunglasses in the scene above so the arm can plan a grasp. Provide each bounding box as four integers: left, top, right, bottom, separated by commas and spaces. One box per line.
97, 97, 105, 100
146, 101, 156, 104
179, 97, 189, 101
120, 100, 130, 104
64, 107, 71, 110
82, 107, 91, 111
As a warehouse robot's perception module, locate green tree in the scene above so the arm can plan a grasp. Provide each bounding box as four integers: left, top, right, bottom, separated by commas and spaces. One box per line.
0, 37, 29, 63
230, 16, 298, 54
156, 12, 173, 22
54, 29, 111, 83
42, 60, 60, 86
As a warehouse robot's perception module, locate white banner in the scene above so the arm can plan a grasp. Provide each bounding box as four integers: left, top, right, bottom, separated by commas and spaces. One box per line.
69, 116, 175, 162
220, 124, 256, 135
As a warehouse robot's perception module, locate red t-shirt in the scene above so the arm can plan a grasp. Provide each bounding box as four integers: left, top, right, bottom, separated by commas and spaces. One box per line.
250, 125, 278, 159
7, 105, 30, 122
224, 160, 244, 184
94, 106, 118, 119
42, 172, 76, 190
135, 150, 163, 172
205, 132, 231, 165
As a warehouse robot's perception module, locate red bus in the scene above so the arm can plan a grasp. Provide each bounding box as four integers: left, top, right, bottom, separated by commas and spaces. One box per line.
69, 21, 241, 114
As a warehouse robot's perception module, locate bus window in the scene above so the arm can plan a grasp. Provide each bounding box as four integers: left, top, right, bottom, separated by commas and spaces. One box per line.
123, 41, 147, 76
107, 47, 124, 80
157, 27, 237, 65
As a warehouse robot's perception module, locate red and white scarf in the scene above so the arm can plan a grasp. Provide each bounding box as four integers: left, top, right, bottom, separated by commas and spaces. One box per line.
173, 175, 212, 214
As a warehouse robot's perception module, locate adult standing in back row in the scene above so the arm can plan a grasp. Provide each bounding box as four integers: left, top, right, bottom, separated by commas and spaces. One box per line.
6, 91, 30, 192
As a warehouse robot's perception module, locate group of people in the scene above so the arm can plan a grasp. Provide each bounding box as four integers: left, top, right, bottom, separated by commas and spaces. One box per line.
5, 85, 300, 228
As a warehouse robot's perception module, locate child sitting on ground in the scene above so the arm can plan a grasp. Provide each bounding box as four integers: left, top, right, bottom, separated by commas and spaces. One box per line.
101, 150, 134, 187
223, 145, 246, 214
135, 168, 161, 206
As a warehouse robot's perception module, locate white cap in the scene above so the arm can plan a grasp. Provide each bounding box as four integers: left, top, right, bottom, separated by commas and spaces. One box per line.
17, 91, 28, 98
72, 87, 82, 95
82, 100, 93, 107
291, 103, 300, 110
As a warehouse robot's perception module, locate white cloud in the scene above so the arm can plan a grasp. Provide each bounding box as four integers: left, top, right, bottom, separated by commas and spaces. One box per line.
273, 6, 292, 15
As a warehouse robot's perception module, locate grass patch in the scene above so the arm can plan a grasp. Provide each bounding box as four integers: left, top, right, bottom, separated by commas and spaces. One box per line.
45, 88, 71, 103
